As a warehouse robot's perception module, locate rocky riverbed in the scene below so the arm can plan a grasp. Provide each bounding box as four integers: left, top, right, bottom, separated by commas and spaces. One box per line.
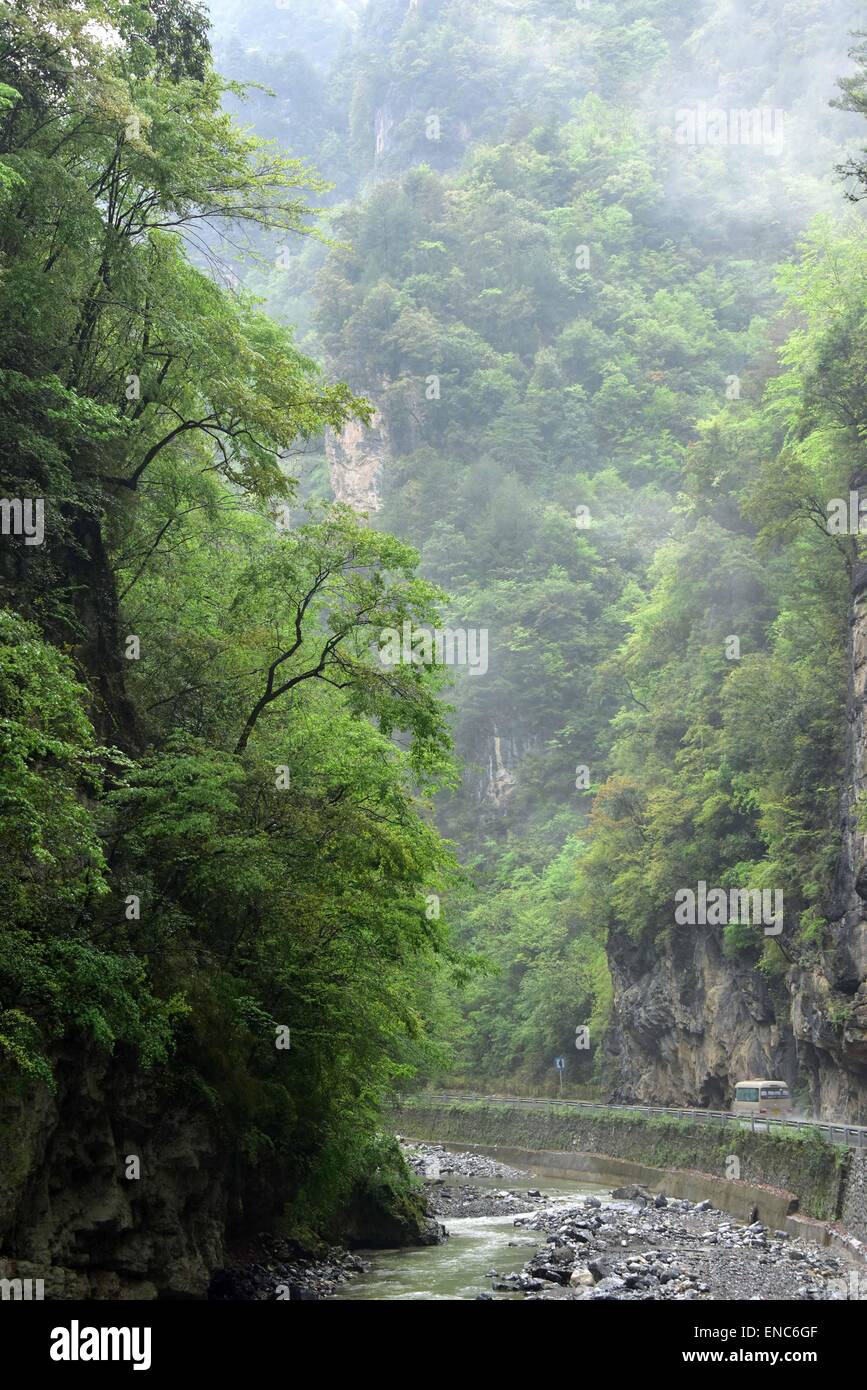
489, 1186, 860, 1301
212, 1149, 865, 1300
402, 1141, 548, 1218
209, 1235, 371, 1300
403, 1141, 528, 1182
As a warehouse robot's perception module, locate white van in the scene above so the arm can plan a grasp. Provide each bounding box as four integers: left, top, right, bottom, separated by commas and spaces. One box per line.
732, 1079, 792, 1119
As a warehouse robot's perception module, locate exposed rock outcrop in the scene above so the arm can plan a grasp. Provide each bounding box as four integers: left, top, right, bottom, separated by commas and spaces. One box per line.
0, 1044, 442, 1298
0, 1046, 232, 1298
603, 922, 794, 1109
326, 412, 388, 513
791, 567, 867, 1116
485, 728, 519, 806
459, 724, 537, 811
603, 555, 867, 1121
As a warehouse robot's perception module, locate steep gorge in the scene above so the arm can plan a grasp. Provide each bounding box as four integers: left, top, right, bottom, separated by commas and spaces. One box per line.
8, 0, 867, 1308
215, 0, 867, 1115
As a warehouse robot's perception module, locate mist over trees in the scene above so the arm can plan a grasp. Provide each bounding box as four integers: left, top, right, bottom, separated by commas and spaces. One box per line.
3, 0, 867, 1284
206, 0, 867, 1102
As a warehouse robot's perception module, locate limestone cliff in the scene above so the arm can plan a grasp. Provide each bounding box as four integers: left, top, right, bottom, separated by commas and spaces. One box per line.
0, 1047, 233, 1298
790, 562, 867, 1117
326, 412, 388, 513
0, 1042, 436, 1298
603, 559, 867, 1122
603, 922, 795, 1110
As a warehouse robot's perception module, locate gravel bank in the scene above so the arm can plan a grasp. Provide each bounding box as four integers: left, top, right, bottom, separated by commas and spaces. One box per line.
209, 1237, 369, 1300
402, 1141, 546, 1217
489, 1186, 860, 1300
402, 1141, 528, 1181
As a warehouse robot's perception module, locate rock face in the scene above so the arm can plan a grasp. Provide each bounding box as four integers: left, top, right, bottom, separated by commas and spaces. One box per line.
374, 105, 395, 163
1, 1049, 443, 1297
339, 1182, 445, 1249
459, 724, 537, 814
0, 1047, 232, 1298
326, 412, 388, 513
603, 921, 795, 1110
791, 566, 867, 1117
603, 559, 867, 1121
485, 729, 518, 806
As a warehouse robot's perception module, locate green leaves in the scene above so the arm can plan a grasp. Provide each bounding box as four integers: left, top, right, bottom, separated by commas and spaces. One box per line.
227, 505, 451, 757
0, 610, 109, 925
0, 1, 461, 1231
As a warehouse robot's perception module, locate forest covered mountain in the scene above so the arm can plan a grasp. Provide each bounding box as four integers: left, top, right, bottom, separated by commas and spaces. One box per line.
206, 0, 867, 1115
4, 0, 867, 1305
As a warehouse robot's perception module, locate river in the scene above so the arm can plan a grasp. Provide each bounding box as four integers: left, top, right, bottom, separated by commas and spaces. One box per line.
336, 1174, 611, 1301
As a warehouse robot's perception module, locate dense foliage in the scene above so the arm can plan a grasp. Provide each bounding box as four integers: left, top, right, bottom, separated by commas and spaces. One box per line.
208, 0, 867, 1092
0, 0, 464, 1231
5, 0, 867, 1254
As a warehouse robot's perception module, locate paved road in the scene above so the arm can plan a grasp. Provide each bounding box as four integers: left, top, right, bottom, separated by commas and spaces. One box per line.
414, 1090, 867, 1149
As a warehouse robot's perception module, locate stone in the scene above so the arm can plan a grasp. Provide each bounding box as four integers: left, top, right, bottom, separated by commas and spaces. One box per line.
611, 1184, 653, 1204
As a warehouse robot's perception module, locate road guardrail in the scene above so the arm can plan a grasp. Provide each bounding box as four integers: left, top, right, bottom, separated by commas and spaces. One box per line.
408, 1090, 867, 1148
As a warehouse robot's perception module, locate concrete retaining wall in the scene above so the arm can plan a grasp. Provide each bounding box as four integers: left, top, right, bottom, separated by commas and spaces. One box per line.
428, 1138, 801, 1231
393, 1099, 849, 1225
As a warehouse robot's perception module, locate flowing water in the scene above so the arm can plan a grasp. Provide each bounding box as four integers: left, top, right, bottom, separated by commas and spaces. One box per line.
336, 1174, 612, 1301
